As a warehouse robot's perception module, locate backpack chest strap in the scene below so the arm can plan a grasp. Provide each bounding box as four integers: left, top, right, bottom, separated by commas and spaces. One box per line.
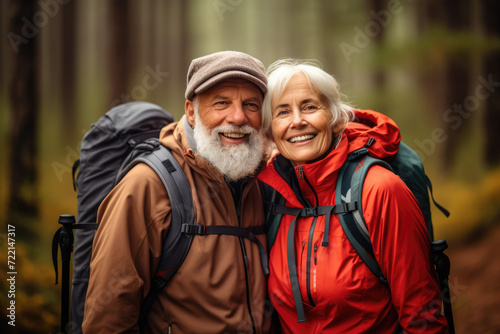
272, 202, 357, 247
181, 224, 269, 276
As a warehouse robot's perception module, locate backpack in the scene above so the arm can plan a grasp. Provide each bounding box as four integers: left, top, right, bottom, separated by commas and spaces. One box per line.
52, 101, 196, 333
263, 138, 455, 333
52, 101, 269, 334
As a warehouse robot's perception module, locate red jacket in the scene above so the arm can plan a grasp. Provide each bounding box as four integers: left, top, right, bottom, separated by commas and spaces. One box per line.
258, 110, 448, 333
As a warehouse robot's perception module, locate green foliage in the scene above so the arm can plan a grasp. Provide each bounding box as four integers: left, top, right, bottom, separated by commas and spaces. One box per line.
0, 243, 59, 333
433, 167, 500, 244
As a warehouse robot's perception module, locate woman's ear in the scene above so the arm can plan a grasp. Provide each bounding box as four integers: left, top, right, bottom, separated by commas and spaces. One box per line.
332, 121, 345, 135
185, 100, 196, 127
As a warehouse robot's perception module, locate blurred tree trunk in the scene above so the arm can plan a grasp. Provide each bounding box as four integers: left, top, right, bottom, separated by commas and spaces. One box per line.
370, 0, 387, 112
61, 0, 77, 142
179, 0, 190, 78
414, 0, 447, 120
481, 0, 500, 167
173, 0, 190, 100
108, 0, 131, 106
7, 0, 39, 238
441, 0, 472, 166
416, 0, 472, 169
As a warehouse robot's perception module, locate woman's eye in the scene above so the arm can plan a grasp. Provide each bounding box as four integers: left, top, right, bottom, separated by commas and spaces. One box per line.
276, 110, 289, 116
304, 105, 318, 112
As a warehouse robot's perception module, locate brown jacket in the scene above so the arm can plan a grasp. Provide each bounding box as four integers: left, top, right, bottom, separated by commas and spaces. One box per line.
82, 116, 271, 333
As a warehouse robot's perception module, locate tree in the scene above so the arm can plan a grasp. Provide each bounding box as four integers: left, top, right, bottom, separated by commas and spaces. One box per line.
108, 0, 131, 106
60, 0, 77, 142
7, 0, 39, 238
415, 0, 473, 169
440, 0, 473, 166
481, 0, 500, 167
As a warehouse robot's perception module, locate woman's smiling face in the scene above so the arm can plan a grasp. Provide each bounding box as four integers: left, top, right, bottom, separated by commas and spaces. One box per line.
271, 73, 334, 167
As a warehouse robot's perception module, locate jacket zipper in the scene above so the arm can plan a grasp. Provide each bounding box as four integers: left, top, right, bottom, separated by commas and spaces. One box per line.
306, 217, 318, 307
300, 241, 306, 268
296, 166, 320, 308
298, 166, 304, 179
236, 188, 257, 334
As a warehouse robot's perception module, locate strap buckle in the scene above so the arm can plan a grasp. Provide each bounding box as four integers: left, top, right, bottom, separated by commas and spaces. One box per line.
341, 201, 357, 213
303, 207, 318, 217
269, 202, 277, 215
181, 223, 204, 235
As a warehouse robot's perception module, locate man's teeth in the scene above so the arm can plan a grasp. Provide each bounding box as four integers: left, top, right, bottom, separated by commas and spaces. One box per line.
289, 134, 315, 143
223, 132, 246, 139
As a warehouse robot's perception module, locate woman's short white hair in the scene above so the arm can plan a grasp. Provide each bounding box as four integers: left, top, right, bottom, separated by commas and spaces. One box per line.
262, 58, 355, 134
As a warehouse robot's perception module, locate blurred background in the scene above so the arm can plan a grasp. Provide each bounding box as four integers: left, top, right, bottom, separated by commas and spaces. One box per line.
1, 0, 499, 332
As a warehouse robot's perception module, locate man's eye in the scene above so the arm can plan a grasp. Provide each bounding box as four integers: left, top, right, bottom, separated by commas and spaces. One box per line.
214, 101, 229, 109
245, 103, 260, 111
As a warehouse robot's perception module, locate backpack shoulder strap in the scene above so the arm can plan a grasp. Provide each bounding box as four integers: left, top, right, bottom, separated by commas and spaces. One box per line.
336, 148, 392, 284
259, 180, 286, 251
117, 141, 196, 332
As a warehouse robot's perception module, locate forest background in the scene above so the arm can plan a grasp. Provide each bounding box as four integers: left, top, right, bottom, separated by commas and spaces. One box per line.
1, 0, 499, 333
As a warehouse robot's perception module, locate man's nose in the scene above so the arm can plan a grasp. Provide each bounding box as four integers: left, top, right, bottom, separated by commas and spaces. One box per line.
227, 103, 247, 125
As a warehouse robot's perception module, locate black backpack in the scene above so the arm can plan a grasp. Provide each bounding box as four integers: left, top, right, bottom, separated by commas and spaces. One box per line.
52, 101, 197, 334
263, 138, 454, 333
52, 101, 269, 333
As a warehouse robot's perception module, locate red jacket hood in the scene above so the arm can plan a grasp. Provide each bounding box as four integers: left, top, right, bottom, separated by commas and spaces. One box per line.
345, 109, 401, 160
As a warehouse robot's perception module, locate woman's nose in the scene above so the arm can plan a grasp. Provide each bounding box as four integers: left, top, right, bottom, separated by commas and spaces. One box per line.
290, 110, 306, 128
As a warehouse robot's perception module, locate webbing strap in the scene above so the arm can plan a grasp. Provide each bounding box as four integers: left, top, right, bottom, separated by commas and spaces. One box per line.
273, 202, 356, 247
72, 159, 80, 191
426, 175, 451, 218
138, 277, 165, 332
286, 214, 306, 322
52, 228, 62, 285
272, 203, 356, 217
181, 224, 269, 276
280, 202, 358, 323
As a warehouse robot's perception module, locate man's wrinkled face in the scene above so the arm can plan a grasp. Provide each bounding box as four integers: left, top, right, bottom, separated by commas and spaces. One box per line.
188, 78, 263, 143
186, 79, 265, 181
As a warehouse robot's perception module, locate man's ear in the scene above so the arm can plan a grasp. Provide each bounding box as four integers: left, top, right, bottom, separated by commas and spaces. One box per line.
185, 100, 196, 127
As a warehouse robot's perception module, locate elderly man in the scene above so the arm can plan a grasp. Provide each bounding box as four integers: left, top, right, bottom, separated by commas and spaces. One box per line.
82, 51, 272, 333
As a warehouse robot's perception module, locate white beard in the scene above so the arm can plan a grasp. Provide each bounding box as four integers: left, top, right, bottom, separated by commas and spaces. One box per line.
193, 111, 264, 182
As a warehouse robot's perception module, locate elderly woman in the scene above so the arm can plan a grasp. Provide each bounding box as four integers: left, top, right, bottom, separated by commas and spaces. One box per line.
258, 59, 449, 333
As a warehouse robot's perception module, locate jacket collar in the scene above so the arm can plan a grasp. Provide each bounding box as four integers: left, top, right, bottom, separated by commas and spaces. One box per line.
259, 134, 349, 208
258, 109, 402, 207
182, 115, 198, 153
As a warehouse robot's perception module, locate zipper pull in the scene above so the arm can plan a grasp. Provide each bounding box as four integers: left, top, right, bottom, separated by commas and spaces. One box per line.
314, 244, 318, 265
297, 166, 304, 179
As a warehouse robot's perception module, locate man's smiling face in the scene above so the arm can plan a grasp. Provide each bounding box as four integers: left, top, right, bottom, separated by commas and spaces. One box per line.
187, 78, 263, 144
186, 78, 265, 181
